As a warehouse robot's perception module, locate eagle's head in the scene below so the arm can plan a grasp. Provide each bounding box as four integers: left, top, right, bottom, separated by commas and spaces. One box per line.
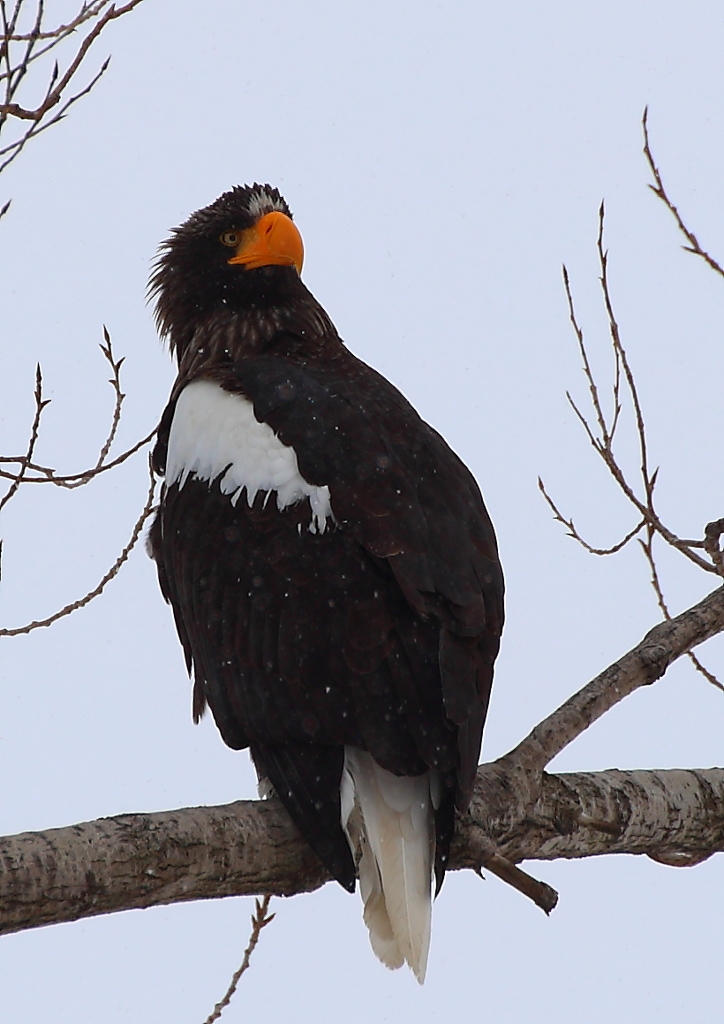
150, 184, 307, 359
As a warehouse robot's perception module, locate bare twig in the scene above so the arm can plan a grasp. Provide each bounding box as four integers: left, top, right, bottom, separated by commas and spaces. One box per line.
4, 1, 107, 45
0, 363, 49, 512
686, 651, 724, 693
203, 896, 275, 1024
562, 264, 611, 446
94, 327, 125, 469
548, 142, 724, 700
0, 456, 156, 637
0, 56, 109, 171
538, 477, 645, 556
643, 108, 724, 281
0, 430, 156, 486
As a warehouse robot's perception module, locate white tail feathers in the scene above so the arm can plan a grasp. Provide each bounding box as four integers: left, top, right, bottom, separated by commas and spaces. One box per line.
341, 747, 438, 984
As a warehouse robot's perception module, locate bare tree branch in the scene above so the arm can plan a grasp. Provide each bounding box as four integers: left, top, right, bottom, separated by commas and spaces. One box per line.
2, 761, 723, 938
0, 429, 156, 486
0, 0, 146, 174
1, 585, 723, 936
544, 119, 724, 703
552, 211, 717, 577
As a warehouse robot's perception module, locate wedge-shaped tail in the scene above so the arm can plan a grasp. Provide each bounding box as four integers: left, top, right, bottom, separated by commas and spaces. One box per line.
341, 747, 438, 983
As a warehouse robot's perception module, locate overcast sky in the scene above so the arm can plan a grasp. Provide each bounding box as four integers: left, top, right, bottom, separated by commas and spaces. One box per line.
1, 1, 724, 1020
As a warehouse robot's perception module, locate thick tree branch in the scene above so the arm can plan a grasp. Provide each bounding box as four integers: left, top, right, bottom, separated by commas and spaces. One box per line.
1, 764, 723, 938
2, 585, 723, 936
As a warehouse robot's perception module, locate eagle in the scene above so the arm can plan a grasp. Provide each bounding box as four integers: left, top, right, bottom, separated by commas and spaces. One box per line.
148, 183, 504, 982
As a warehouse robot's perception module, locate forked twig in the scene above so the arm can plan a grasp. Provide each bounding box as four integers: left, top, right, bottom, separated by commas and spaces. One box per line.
202, 896, 275, 1024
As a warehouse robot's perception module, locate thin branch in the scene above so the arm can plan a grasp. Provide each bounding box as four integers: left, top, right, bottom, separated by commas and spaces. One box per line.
0, 55, 109, 172
5, 2, 107, 43
643, 108, 724, 281
0, 0, 144, 120
597, 202, 652, 501
203, 897, 275, 1024
538, 477, 646, 556
0, 430, 156, 486
0, 429, 156, 486
0, 362, 49, 512
94, 326, 125, 470
0, 457, 156, 637
553, 214, 716, 575
562, 264, 611, 446
686, 650, 724, 693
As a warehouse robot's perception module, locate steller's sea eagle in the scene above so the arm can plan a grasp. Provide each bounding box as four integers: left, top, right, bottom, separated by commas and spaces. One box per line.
148, 183, 504, 982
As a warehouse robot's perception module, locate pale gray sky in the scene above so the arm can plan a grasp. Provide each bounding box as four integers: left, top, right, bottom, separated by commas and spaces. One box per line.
1, 1, 724, 1020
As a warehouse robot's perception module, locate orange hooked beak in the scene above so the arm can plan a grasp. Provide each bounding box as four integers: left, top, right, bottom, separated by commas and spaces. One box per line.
228, 211, 304, 274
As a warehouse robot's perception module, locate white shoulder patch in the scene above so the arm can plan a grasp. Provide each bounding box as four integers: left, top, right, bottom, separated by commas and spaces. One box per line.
166, 379, 333, 532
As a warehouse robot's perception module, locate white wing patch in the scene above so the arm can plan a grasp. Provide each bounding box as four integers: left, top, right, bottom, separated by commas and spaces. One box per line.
341, 747, 436, 984
166, 379, 333, 533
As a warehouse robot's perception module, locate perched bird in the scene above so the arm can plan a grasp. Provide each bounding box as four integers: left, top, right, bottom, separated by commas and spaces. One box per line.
148, 184, 504, 982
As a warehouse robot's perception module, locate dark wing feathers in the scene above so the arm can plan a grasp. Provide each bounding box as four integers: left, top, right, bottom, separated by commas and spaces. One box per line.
151, 342, 503, 887
227, 348, 503, 781
251, 742, 356, 891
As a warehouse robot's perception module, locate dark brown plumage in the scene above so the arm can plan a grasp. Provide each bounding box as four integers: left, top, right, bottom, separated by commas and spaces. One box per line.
148, 183, 503, 977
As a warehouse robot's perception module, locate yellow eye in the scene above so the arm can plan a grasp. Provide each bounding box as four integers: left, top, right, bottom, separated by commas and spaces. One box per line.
220, 230, 240, 247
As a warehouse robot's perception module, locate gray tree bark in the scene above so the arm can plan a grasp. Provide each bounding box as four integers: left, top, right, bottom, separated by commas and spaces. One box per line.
1, 585, 723, 936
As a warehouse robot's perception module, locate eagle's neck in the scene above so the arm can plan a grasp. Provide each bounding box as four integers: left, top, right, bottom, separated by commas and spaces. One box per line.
174, 288, 338, 384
